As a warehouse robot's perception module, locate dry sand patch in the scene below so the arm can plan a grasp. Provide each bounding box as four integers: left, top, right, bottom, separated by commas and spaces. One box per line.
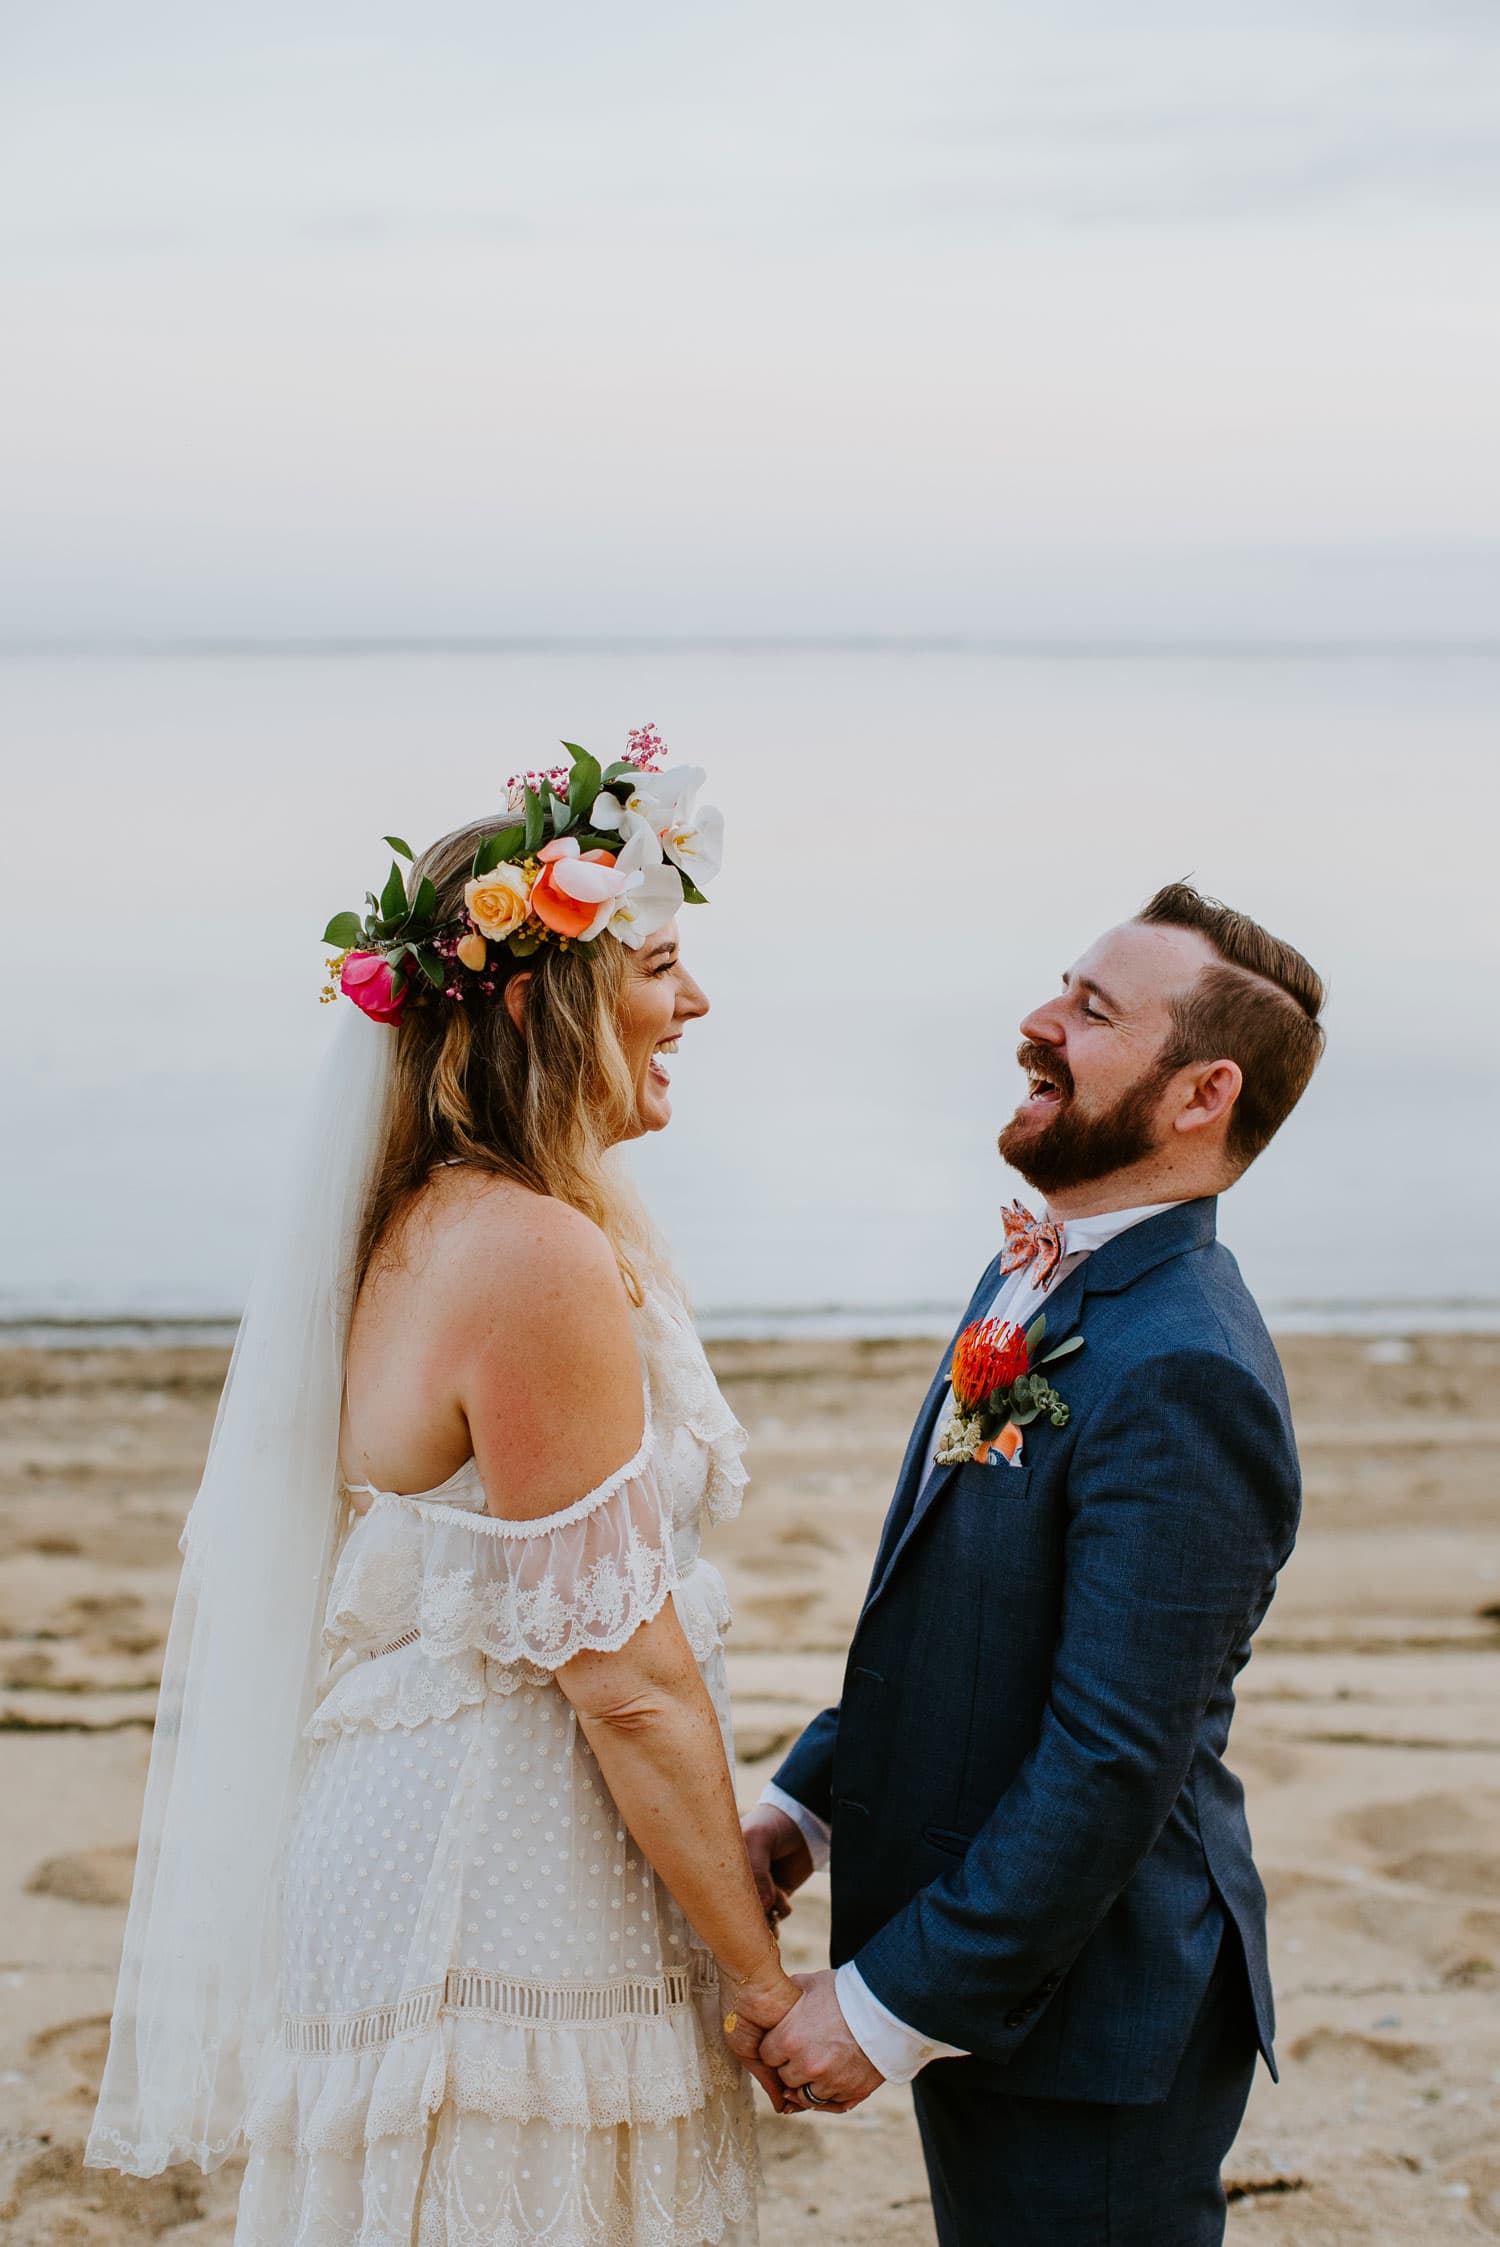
1, 1334, 1497, 2244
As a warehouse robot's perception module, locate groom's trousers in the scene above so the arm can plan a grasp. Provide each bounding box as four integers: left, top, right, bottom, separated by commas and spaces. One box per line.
909, 1931, 1258, 2247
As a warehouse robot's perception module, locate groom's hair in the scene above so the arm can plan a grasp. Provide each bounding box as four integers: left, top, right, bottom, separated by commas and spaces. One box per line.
1137, 882, 1326, 1172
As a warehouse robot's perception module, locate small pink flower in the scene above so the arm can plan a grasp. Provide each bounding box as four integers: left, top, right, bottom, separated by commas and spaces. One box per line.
339, 951, 408, 1024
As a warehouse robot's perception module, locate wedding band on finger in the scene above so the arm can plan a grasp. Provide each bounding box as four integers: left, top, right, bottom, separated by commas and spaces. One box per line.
799, 2084, 837, 2108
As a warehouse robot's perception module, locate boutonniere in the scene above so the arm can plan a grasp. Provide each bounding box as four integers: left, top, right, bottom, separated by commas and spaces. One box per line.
934, 1314, 1086, 1467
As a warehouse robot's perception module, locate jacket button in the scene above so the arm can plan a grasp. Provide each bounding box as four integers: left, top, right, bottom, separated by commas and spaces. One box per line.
1004, 2009, 1027, 2029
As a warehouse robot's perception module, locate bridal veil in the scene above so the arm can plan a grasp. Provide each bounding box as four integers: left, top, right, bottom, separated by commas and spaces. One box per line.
87, 1008, 396, 2174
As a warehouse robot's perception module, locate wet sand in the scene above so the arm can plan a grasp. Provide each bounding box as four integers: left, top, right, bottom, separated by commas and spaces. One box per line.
2, 1334, 1498, 2243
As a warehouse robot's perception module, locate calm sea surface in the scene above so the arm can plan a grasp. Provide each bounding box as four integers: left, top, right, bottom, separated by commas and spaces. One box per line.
7, 643, 1498, 1336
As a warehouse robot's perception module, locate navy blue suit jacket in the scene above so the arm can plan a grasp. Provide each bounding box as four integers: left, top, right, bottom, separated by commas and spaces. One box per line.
774, 1198, 1301, 2105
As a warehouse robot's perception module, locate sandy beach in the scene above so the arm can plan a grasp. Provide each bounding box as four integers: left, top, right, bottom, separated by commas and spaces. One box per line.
2, 1331, 1497, 2244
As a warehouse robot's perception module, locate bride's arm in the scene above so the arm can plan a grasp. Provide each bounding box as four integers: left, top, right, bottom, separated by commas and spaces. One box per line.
451, 1191, 803, 2094
561, 1605, 801, 2072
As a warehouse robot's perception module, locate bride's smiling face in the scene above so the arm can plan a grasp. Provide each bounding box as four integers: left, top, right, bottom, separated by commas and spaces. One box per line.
614, 920, 709, 1140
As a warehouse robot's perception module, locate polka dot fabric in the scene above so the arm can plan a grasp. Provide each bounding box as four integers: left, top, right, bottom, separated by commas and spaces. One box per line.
234, 1285, 756, 2246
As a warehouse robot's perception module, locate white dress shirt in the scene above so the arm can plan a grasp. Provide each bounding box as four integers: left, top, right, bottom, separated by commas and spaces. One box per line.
761, 1199, 1180, 2084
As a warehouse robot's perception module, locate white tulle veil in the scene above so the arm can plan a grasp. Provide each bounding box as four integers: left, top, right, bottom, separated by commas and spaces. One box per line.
87, 1007, 397, 2175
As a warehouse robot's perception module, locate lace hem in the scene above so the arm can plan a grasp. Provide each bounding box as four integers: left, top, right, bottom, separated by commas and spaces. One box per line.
236, 2086, 759, 2247
246, 1957, 738, 2150
82, 2118, 243, 2180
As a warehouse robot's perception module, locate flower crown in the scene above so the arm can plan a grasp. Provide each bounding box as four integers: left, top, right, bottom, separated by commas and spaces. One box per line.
321, 727, 722, 1023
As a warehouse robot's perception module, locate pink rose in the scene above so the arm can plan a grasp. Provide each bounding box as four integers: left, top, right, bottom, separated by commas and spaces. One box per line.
340, 951, 408, 1024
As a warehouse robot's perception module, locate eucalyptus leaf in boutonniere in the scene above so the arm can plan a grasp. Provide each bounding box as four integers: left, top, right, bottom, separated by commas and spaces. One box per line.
934, 1314, 1086, 1467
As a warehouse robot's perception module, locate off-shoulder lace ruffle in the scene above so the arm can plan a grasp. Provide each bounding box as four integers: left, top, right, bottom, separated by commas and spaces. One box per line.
321, 1425, 678, 1677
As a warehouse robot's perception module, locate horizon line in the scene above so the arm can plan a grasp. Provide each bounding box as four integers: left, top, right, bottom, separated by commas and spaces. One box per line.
4, 631, 1500, 662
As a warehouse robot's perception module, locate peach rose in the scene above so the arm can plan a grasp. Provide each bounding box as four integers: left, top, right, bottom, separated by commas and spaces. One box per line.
530, 844, 623, 940
464, 865, 531, 942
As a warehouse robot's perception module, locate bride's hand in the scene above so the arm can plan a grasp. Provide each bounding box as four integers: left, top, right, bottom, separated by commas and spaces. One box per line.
720, 1958, 804, 2114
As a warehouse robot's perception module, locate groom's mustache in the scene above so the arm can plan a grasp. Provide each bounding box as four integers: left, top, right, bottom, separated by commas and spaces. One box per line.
1016, 1042, 1075, 1102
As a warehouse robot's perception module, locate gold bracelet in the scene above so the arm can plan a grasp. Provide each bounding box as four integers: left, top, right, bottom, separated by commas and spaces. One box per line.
721, 1933, 782, 2035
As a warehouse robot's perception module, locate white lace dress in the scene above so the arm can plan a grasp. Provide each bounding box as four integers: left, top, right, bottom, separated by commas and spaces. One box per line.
233, 1285, 757, 2247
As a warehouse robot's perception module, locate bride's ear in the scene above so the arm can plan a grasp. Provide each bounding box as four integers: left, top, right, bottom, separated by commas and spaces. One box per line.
504, 971, 532, 1036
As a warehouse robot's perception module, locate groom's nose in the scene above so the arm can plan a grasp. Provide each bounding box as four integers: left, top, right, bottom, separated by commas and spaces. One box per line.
1019, 1000, 1066, 1049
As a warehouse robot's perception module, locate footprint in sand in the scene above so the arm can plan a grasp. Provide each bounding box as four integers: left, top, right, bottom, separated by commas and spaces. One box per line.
1381, 1848, 1498, 1899
27, 2013, 112, 2100
25, 1844, 136, 1906
0, 2139, 211, 2241
1287, 2025, 1441, 2075
1340, 1789, 1499, 1857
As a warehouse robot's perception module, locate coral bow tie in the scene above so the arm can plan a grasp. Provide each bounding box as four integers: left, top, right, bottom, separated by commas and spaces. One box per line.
999, 1201, 1067, 1290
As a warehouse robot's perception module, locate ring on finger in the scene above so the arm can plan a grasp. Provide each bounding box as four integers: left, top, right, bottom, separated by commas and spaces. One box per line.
800, 2084, 837, 2108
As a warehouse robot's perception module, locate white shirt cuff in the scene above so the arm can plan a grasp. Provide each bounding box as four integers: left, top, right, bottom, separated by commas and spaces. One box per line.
759, 1782, 831, 1872
832, 1962, 969, 2085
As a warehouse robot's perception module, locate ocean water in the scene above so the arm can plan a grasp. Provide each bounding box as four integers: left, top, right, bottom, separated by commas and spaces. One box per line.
6, 642, 1498, 1335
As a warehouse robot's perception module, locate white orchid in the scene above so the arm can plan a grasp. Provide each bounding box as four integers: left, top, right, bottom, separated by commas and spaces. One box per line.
575, 819, 685, 946
595, 767, 724, 890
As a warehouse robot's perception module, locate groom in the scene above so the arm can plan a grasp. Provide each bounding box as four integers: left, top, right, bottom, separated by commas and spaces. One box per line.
743, 882, 1325, 2245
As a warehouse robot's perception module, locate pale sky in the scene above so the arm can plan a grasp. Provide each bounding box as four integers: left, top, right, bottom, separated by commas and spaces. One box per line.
4, 1, 1499, 638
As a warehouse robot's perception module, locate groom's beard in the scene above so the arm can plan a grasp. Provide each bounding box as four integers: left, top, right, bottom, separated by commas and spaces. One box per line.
998, 1044, 1167, 1197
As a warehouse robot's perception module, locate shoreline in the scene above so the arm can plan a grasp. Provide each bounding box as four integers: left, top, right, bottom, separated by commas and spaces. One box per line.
4, 1308, 1500, 1351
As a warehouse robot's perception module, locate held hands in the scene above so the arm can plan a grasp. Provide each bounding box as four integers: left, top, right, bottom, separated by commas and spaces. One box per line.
719, 1953, 805, 2115
761, 1970, 884, 2113
733, 1810, 883, 2116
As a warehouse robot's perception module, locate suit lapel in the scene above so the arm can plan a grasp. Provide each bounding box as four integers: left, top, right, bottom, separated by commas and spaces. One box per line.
856, 1197, 1220, 1622
863, 1252, 1005, 1600
863, 1254, 1093, 1616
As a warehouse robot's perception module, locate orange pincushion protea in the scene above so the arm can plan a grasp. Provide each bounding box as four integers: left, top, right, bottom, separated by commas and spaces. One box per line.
934, 1308, 1085, 1466
950, 1319, 1030, 1414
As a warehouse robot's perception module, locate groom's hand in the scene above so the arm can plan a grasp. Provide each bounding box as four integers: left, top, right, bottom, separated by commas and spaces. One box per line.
741, 1804, 813, 1921
761, 1969, 884, 2112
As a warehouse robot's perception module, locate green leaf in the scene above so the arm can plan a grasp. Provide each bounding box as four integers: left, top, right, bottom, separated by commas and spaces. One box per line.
383, 834, 414, 861
1024, 1314, 1048, 1356
679, 875, 708, 906
602, 760, 635, 782
522, 786, 546, 857
322, 910, 363, 950
472, 827, 525, 876
1038, 1334, 1086, 1367
407, 874, 437, 930
412, 943, 447, 988
507, 928, 544, 957
1011, 1404, 1042, 1427
386, 962, 407, 1004
566, 749, 602, 821
380, 861, 409, 923
550, 789, 577, 835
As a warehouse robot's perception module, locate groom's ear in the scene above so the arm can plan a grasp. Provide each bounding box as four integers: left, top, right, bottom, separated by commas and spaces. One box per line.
504, 971, 533, 1037
1171, 1058, 1243, 1137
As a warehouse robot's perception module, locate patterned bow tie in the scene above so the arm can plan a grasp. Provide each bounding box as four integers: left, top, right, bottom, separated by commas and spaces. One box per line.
999, 1200, 1067, 1289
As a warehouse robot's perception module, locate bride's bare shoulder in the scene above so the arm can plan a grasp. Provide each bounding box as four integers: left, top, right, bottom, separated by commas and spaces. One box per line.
424, 1175, 643, 1518
424, 1171, 631, 1352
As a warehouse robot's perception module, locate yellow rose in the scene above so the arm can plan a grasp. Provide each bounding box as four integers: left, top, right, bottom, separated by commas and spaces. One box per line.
464, 865, 531, 941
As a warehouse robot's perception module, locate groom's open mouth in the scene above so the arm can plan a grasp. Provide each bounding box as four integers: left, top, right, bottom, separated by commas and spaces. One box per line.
1014, 1045, 1072, 1121
649, 1036, 680, 1088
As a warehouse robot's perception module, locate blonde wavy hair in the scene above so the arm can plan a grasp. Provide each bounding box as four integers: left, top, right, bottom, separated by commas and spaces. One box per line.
356, 814, 652, 1301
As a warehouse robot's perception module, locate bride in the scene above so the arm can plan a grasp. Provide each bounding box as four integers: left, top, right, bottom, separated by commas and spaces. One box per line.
87, 733, 803, 2244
